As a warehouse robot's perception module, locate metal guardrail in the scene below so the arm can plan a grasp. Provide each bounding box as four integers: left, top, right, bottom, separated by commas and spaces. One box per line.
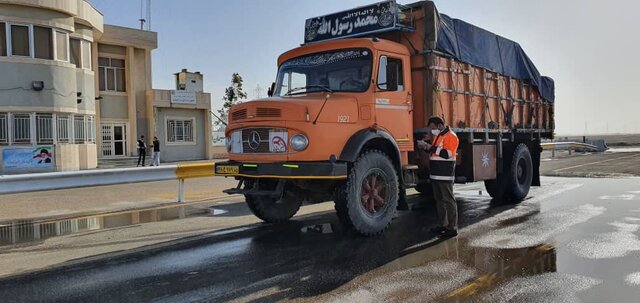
0, 163, 217, 202
540, 142, 605, 157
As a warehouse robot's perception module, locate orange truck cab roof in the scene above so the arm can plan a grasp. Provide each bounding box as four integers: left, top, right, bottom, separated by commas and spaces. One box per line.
278, 38, 410, 66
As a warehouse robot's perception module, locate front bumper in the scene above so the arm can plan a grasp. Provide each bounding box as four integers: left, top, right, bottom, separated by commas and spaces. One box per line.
214, 161, 348, 180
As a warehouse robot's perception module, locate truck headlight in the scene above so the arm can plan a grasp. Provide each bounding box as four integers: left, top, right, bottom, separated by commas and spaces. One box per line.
290, 134, 309, 151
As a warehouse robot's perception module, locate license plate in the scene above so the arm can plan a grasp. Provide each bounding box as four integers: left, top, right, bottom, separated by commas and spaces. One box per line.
216, 165, 239, 174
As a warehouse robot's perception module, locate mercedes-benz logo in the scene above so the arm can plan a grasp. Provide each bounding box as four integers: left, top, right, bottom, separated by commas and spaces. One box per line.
248, 131, 261, 150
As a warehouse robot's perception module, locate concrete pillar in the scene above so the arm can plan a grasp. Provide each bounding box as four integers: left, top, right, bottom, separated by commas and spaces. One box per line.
126, 46, 137, 156
144, 49, 155, 142
92, 41, 103, 158
204, 109, 213, 159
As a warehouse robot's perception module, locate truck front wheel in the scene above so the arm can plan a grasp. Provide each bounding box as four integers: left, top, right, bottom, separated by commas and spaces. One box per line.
334, 150, 399, 236
245, 181, 302, 223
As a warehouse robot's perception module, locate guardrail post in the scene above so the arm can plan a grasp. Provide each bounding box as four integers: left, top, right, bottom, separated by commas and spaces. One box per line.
552, 149, 555, 158
178, 178, 185, 202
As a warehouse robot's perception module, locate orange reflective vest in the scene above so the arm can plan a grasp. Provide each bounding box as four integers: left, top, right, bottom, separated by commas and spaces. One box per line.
429, 127, 459, 182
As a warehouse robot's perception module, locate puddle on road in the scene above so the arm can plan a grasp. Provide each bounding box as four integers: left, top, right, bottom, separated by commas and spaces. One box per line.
310, 200, 607, 303
0, 202, 227, 247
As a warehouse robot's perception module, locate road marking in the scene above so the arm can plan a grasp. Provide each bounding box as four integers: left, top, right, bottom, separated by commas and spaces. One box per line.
599, 194, 636, 201
552, 153, 639, 172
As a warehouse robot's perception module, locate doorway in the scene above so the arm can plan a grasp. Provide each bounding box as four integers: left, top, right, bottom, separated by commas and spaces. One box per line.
101, 123, 127, 157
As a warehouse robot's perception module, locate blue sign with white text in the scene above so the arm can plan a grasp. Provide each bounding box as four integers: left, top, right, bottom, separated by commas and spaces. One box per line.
3, 147, 54, 170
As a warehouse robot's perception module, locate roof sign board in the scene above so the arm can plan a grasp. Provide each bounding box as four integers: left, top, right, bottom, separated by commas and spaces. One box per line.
304, 0, 412, 44
170, 91, 197, 104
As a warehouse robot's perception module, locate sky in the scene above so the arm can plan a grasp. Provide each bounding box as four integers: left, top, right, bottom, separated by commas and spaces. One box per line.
91, 0, 640, 135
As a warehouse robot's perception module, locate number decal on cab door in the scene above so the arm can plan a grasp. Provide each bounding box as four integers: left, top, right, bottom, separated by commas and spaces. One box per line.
337, 115, 350, 123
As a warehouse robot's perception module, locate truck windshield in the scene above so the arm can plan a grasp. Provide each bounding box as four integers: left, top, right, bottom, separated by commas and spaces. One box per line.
275, 48, 372, 96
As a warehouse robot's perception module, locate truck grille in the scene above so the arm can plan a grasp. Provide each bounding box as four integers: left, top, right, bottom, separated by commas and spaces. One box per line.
241, 128, 287, 154
231, 109, 247, 121
256, 108, 281, 118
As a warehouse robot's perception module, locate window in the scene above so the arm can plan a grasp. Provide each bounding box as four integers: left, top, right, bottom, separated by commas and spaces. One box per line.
10, 24, 30, 57
36, 113, 53, 144
99, 57, 126, 92
0, 113, 7, 144
55, 30, 68, 61
12, 113, 31, 144
70, 38, 80, 67
34, 26, 53, 59
56, 115, 71, 143
74, 115, 85, 143
377, 56, 404, 91
82, 40, 91, 69
0, 23, 6, 56
71, 39, 91, 69
86, 116, 95, 143
167, 119, 194, 143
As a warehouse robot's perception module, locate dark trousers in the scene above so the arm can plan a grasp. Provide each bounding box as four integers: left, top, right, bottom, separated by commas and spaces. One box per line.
137, 149, 146, 166
432, 180, 458, 230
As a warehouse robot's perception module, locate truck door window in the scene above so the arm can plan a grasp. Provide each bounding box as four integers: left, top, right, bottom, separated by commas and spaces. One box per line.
377, 56, 404, 91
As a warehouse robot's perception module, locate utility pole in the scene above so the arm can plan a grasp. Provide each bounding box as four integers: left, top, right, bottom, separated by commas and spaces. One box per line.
139, 0, 151, 31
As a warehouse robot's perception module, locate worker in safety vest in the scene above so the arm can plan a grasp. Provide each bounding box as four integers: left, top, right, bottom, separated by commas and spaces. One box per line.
424, 116, 459, 238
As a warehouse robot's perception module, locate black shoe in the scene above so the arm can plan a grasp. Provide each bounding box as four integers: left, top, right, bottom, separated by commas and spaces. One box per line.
440, 229, 458, 238
430, 226, 447, 234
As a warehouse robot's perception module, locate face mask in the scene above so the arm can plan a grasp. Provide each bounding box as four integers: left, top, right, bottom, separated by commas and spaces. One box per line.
431, 129, 440, 136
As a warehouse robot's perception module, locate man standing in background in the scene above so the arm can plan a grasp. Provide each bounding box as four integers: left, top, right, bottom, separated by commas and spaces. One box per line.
137, 135, 147, 167
150, 136, 161, 166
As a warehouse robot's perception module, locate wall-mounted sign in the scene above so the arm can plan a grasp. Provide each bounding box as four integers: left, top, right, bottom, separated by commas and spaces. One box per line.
3, 146, 54, 171
170, 91, 197, 104
304, 0, 402, 44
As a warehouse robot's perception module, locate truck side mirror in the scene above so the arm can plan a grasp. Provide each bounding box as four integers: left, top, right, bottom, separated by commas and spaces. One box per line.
268, 82, 276, 97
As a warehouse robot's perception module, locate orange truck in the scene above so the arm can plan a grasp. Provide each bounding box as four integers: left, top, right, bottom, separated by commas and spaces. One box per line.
215, 1, 554, 236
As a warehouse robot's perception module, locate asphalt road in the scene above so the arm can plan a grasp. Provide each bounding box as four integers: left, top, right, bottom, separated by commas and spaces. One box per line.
1, 177, 640, 302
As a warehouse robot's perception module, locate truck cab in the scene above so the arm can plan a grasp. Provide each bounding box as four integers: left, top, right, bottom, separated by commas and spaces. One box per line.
226, 38, 413, 166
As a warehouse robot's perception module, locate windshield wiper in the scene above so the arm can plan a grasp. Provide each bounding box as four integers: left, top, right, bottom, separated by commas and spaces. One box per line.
285, 85, 333, 96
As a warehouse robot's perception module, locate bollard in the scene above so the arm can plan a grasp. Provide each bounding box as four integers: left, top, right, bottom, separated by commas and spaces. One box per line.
178, 179, 185, 202
552, 149, 555, 158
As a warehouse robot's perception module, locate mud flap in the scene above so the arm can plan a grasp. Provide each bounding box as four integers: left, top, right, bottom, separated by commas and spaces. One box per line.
532, 143, 541, 186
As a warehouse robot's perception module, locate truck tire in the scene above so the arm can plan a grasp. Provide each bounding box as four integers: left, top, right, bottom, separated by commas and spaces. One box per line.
245, 181, 302, 223
485, 143, 533, 203
484, 179, 502, 199
506, 143, 533, 201
334, 150, 399, 236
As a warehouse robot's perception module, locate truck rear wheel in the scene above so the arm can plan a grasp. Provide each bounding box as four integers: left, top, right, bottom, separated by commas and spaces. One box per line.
506, 143, 533, 201
245, 181, 302, 223
334, 150, 399, 236
485, 143, 533, 202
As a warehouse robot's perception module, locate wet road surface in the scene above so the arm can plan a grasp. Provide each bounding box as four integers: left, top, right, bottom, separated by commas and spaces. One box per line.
1, 177, 640, 302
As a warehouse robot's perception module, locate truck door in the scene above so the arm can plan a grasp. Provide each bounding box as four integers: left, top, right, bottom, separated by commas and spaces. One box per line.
374, 54, 413, 150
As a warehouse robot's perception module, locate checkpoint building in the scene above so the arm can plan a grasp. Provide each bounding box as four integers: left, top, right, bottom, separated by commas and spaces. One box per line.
0, 0, 213, 173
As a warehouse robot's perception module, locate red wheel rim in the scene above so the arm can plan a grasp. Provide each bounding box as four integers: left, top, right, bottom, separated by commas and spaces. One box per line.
361, 172, 388, 213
